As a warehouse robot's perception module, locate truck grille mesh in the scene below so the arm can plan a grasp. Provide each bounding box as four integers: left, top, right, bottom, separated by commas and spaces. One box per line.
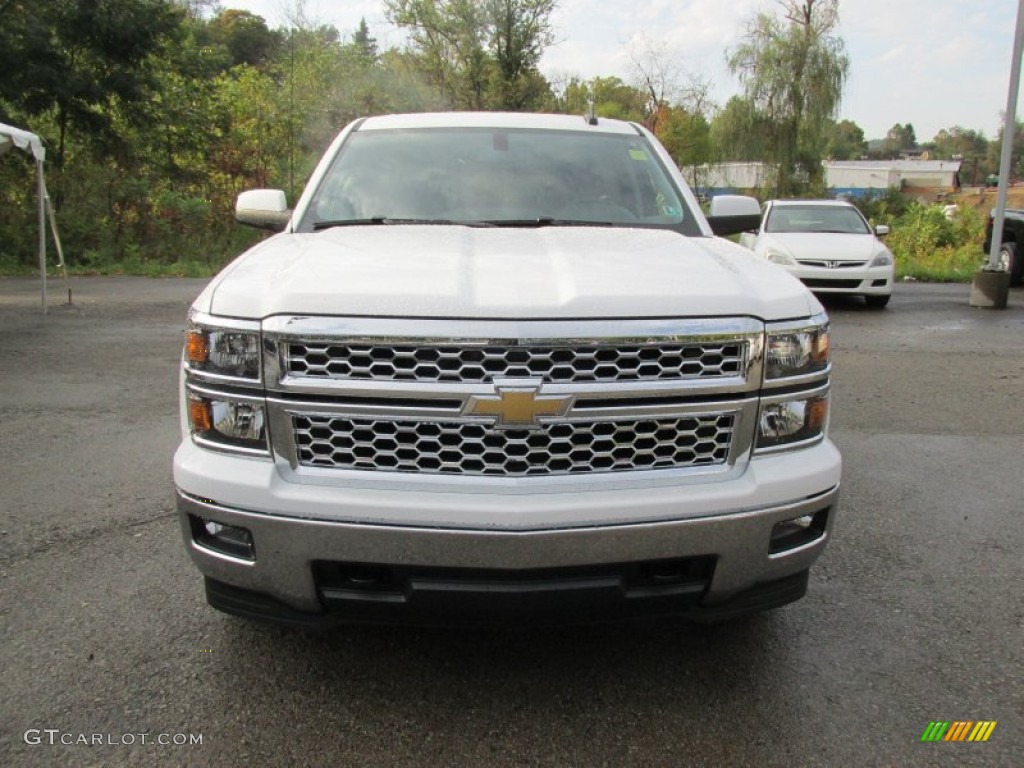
294, 414, 735, 476
285, 341, 745, 384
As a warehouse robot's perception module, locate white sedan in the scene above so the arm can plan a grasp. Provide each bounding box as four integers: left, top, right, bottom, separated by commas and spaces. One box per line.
740, 199, 895, 308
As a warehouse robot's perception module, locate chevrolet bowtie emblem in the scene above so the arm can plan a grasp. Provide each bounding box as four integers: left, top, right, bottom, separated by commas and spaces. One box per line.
464, 381, 573, 429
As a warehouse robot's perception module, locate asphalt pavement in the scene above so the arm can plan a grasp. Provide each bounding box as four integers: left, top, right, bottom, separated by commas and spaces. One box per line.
0, 277, 1021, 767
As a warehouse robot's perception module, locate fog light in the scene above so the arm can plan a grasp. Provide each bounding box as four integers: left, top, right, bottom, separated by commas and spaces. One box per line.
190, 515, 255, 560
770, 509, 828, 554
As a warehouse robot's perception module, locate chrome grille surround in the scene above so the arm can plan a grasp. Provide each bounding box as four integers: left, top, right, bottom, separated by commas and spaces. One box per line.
294, 413, 736, 476
261, 317, 765, 482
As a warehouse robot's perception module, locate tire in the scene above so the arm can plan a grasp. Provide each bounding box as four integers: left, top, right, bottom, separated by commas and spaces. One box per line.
999, 242, 1023, 287
864, 294, 890, 308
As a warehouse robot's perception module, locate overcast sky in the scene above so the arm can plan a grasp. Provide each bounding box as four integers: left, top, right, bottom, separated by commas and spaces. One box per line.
223, 0, 1021, 142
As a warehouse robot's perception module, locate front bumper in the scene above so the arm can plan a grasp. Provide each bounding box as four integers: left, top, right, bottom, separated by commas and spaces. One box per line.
790, 264, 894, 295
175, 443, 840, 624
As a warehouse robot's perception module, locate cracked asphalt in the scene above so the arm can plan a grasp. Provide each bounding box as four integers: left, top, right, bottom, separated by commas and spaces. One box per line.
0, 277, 1021, 767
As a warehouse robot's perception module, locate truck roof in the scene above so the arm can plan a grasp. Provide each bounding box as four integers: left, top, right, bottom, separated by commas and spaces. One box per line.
357, 111, 642, 136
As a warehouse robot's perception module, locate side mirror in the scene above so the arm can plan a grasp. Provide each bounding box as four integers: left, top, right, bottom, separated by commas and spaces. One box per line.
236, 189, 291, 232
875, 224, 890, 237
707, 195, 762, 237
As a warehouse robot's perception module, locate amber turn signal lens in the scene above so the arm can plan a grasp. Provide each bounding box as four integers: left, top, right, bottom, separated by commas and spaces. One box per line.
186, 329, 209, 364
189, 398, 213, 432
811, 331, 830, 364
807, 396, 829, 431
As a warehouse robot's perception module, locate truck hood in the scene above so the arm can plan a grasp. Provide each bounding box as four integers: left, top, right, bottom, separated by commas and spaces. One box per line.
200, 226, 817, 321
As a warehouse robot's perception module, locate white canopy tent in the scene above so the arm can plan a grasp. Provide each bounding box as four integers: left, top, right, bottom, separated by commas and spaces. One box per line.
0, 122, 68, 313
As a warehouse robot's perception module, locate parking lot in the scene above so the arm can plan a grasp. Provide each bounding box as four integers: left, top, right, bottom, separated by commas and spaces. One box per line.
0, 276, 1021, 767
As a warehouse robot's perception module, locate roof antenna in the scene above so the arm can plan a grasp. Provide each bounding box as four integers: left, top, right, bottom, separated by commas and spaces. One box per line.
584, 96, 598, 126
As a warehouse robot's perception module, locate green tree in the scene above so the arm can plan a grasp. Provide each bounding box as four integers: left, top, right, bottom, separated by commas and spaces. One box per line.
988, 119, 1024, 180
208, 9, 282, 69
553, 76, 645, 122
727, 0, 849, 194
384, 0, 556, 110
879, 122, 917, 157
930, 126, 988, 159
352, 17, 379, 63
385, 0, 491, 109
657, 107, 712, 188
0, 0, 183, 169
488, 0, 556, 109
709, 96, 772, 163
928, 126, 991, 184
826, 118, 867, 160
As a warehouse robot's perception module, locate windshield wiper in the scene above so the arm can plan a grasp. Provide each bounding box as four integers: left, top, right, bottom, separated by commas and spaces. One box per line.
312, 216, 622, 231
313, 217, 388, 230
480, 217, 617, 228
313, 217, 497, 231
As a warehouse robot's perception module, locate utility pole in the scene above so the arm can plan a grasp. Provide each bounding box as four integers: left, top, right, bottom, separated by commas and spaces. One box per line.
970, 0, 1024, 308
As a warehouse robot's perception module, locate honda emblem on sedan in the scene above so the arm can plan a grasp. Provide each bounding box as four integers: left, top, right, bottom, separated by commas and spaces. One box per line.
464, 381, 573, 429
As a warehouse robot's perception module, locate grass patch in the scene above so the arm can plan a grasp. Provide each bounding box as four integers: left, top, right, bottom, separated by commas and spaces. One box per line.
893, 244, 983, 282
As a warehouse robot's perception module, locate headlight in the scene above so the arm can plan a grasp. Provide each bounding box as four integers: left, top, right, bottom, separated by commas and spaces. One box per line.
869, 250, 893, 268
765, 248, 796, 266
183, 314, 267, 455
186, 322, 261, 380
188, 393, 268, 453
765, 320, 830, 380
756, 394, 829, 451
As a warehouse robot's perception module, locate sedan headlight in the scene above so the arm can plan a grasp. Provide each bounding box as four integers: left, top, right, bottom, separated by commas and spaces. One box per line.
869, 250, 893, 268
765, 248, 796, 266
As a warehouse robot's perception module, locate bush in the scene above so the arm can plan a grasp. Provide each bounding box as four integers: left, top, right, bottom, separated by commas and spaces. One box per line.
850, 188, 910, 223
882, 201, 985, 282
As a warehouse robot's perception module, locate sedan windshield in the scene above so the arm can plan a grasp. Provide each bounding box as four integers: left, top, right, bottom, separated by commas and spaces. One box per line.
765, 205, 871, 235
301, 127, 697, 233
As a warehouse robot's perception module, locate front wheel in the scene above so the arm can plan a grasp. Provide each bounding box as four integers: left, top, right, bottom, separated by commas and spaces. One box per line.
998, 242, 1023, 286
864, 294, 890, 308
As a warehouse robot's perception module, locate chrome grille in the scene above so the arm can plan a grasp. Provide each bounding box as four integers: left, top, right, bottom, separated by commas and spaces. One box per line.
797, 260, 868, 269
294, 414, 735, 476
285, 341, 746, 383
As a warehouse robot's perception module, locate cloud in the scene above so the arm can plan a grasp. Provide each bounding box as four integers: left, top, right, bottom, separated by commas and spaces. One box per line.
874, 45, 908, 65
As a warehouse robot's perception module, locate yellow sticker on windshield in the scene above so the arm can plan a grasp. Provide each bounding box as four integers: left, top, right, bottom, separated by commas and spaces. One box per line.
629, 149, 648, 161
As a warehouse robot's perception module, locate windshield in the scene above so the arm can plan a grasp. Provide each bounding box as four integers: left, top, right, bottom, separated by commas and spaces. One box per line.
300, 127, 698, 232
764, 205, 871, 235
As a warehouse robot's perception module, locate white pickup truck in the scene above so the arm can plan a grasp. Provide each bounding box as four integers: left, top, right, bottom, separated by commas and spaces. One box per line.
174, 112, 841, 626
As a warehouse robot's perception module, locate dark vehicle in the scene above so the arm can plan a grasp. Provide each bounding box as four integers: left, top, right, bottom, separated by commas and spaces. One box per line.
984, 210, 1024, 286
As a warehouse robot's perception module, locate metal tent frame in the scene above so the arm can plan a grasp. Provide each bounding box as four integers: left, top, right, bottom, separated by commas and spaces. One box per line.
0, 121, 69, 313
